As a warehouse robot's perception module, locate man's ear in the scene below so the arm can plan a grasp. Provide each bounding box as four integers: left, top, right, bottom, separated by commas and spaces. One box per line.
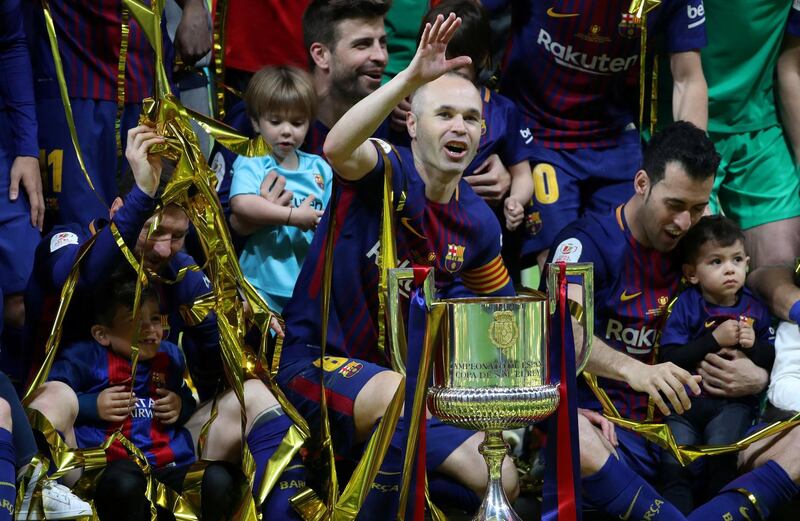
682, 263, 699, 285
109, 197, 124, 220
407, 111, 418, 139
309, 42, 330, 71
633, 169, 650, 197
91, 325, 110, 346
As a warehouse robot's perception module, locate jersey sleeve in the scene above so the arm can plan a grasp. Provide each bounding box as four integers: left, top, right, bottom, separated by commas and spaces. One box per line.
230, 156, 267, 198
545, 227, 609, 287
0, 0, 38, 158
753, 299, 776, 345
495, 95, 529, 167
48, 341, 93, 390
461, 220, 514, 296
659, 291, 694, 346
663, 0, 708, 53
163, 342, 197, 426
788, 1, 800, 37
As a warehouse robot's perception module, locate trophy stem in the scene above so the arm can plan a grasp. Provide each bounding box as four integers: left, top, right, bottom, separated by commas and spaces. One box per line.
473, 430, 522, 521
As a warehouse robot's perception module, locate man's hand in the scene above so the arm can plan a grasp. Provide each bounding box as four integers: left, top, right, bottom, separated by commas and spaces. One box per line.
738, 320, 755, 348
259, 171, 293, 206
174, 0, 211, 66
125, 125, 164, 197
579, 408, 617, 447
405, 13, 471, 88
9, 156, 44, 231
465, 154, 511, 205
97, 385, 135, 422
154, 388, 182, 424
391, 97, 412, 134
698, 348, 768, 398
625, 362, 701, 416
712, 319, 739, 347
504, 198, 524, 230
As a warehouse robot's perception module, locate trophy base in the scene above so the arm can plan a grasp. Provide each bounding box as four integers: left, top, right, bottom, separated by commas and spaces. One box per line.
427, 385, 560, 431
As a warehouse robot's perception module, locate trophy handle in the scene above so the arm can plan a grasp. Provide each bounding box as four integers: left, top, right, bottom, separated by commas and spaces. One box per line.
387, 268, 436, 375
547, 262, 594, 375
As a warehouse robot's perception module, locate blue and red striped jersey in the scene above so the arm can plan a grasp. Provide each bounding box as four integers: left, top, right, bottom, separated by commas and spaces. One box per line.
466, 87, 528, 174
661, 286, 774, 349
49, 339, 195, 469
547, 205, 681, 420
282, 140, 514, 364
0, 0, 38, 158
23, 0, 165, 102
499, 0, 707, 149
302, 118, 392, 157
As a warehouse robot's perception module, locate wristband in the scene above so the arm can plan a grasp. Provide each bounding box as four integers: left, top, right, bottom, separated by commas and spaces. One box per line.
790, 300, 800, 324
286, 207, 293, 225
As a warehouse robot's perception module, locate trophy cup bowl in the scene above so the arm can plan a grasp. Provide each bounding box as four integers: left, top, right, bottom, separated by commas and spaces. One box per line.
389, 265, 593, 521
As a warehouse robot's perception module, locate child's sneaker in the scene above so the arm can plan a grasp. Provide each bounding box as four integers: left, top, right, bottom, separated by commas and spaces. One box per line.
17, 480, 93, 520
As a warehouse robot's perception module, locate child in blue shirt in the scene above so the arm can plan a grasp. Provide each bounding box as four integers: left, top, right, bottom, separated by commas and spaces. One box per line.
658, 215, 775, 513
230, 66, 333, 313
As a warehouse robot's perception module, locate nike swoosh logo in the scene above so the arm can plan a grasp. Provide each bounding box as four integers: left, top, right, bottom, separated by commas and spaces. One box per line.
619, 486, 643, 521
547, 7, 580, 18
705, 320, 716, 328
400, 217, 426, 239
620, 290, 642, 302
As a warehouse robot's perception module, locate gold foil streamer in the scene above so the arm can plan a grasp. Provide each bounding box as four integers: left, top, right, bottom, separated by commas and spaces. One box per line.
377, 145, 399, 365
40, 0, 106, 208
583, 372, 800, 466
211, 0, 229, 119
627, 0, 661, 135
116, 6, 131, 174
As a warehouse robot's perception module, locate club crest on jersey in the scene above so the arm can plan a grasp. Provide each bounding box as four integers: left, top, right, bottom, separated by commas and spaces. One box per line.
151, 372, 166, 389
339, 361, 363, 378
526, 211, 543, 236
314, 173, 324, 189
618, 12, 642, 38
445, 243, 466, 272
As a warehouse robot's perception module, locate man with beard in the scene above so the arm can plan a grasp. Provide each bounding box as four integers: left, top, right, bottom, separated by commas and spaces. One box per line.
213, 0, 392, 239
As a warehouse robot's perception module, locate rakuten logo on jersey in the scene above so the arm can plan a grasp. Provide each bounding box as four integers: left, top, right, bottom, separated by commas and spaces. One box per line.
537, 29, 638, 76
687, 3, 705, 29
605, 319, 655, 355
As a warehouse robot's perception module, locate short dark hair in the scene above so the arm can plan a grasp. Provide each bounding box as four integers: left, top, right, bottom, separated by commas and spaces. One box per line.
303, 0, 392, 69
418, 0, 491, 76
117, 160, 175, 199
94, 267, 158, 327
642, 121, 720, 185
679, 215, 745, 265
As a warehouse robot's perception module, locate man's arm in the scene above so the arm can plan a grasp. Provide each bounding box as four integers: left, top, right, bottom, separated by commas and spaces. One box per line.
670, 50, 708, 130
748, 266, 800, 322
778, 35, 800, 163
173, 0, 211, 65
323, 14, 471, 181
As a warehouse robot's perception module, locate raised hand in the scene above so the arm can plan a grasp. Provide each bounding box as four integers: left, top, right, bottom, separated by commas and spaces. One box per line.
125, 125, 165, 197
406, 13, 472, 87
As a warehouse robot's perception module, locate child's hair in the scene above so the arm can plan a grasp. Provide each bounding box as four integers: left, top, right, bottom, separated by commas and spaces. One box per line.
418, 0, 491, 75
679, 215, 746, 265
94, 268, 159, 327
244, 66, 318, 124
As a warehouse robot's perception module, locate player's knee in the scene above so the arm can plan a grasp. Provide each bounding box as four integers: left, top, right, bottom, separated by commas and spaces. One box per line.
501, 455, 520, 501
0, 399, 12, 431
29, 381, 78, 430
578, 413, 611, 476
353, 370, 403, 440
241, 378, 279, 417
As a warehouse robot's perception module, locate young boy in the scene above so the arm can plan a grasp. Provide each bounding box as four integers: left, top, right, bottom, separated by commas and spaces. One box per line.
229, 65, 333, 314
47, 273, 239, 521
658, 215, 775, 513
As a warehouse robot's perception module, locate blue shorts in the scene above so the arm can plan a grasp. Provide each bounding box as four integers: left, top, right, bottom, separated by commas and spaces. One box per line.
613, 426, 662, 483
520, 131, 641, 262
0, 112, 40, 295
36, 98, 141, 226
277, 346, 473, 468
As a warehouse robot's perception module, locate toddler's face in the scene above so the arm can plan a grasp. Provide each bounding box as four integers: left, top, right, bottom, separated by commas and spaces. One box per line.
684, 240, 749, 306
253, 113, 310, 163
101, 297, 164, 361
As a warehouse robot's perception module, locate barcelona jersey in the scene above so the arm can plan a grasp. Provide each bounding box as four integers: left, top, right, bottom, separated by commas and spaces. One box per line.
282, 140, 514, 365
495, 0, 707, 148
466, 87, 528, 173
547, 205, 681, 420
49, 339, 195, 469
